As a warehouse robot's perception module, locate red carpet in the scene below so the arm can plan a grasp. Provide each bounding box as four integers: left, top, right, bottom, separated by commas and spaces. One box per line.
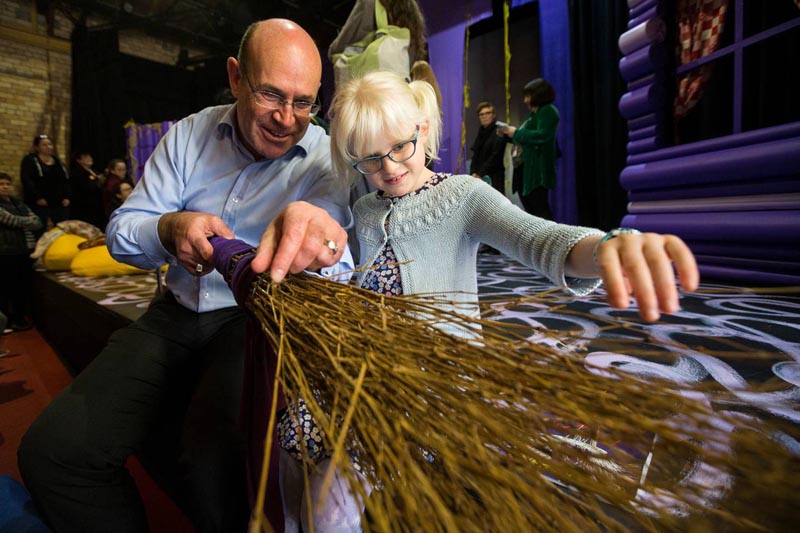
0, 328, 193, 533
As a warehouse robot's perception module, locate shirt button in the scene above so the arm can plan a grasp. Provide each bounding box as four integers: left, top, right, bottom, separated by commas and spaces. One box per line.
232, 197, 239, 203
203, 292, 209, 298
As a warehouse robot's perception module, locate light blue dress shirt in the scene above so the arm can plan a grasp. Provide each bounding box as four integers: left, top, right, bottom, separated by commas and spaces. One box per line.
107, 104, 353, 312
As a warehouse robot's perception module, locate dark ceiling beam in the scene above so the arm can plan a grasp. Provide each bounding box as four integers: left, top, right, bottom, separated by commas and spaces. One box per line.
60, 0, 237, 56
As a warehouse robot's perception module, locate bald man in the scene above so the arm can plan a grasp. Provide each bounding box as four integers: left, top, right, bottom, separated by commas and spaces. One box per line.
19, 19, 351, 533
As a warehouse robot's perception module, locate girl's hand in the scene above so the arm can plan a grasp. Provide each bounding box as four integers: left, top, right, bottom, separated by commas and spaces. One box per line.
594, 231, 699, 322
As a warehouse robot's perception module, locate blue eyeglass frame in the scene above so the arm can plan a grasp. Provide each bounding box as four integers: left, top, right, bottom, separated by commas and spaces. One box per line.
351, 125, 420, 175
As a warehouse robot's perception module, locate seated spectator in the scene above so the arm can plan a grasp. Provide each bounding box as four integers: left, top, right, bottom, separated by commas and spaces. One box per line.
0, 172, 42, 332
101, 158, 129, 225
69, 151, 105, 229
108, 179, 134, 215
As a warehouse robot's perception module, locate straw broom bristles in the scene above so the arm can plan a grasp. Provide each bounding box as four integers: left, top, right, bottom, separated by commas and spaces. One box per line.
241, 271, 799, 533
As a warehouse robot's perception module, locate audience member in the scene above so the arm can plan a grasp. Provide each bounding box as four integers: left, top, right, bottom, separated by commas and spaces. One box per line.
107, 178, 134, 215
470, 101, 507, 195
100, 158, 129, 225
0, 172, 41, 332
69, 151, 105, 229
498, 78, 558, 220
20, 134, 70, 232
19, 18, 352, 533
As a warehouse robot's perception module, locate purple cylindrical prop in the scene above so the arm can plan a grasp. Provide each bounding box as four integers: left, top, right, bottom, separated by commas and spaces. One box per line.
626, 121, 800, 166
626, 176, 800, 201
619, 15, 665, 54
620, 137, 800, 190
698, 264, 800, 285
619, 43, 665, 81
627, 193, 800, 213
619, 83, 662, 120
621, 210, 800, 243
627, 136, 661, 155
628, 113, 657, 130
629, 7, 658, 29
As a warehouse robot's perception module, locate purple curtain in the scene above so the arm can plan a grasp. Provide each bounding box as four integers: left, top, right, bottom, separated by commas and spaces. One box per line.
426, 0, 577, 224
124, 120, 177, 183
538, 0, 578, 224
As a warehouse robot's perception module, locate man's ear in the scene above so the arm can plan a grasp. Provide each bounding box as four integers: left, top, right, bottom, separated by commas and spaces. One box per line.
227, 57, 242, 99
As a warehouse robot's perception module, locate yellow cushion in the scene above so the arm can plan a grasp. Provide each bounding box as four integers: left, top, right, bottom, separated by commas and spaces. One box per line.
42, 234, 87, 271
70, 245, 150, 277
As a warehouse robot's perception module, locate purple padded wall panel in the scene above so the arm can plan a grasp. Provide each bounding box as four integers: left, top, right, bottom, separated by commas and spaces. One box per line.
695, 255, 800, 275
698, 264, 800, 285
628, 124, 657, 141
621, 211, 800, 243
628, 113, 657, 130
629, 7, 659, 29
619, 84, 661, 119
627, 136, 661, 154
628, 193, 800, 213
619, 44, 664, 81
619, 17, 665, 55
621, 137, 800, 190
629, 0, 659, 19
626, 121, 800, 165
689, 241, 800, 262
628, 74, 656, 91
627, 175, 800, 201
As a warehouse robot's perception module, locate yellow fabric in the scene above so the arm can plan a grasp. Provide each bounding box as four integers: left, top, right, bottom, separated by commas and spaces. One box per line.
70, 245, 150, 277
42, 234, 87, 271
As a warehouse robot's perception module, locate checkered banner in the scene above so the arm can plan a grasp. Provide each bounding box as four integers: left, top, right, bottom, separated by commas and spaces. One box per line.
674, 0, 729, 120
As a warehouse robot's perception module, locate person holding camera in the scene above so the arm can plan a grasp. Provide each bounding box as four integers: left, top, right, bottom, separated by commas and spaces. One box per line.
498, 78, 559, 220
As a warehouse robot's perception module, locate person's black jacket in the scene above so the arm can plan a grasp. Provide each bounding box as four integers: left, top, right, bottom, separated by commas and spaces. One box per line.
470, 122, 506, 182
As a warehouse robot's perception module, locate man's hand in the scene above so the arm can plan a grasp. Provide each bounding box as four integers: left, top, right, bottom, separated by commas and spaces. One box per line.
251, 201, 347, 282
157, 212, 235, 275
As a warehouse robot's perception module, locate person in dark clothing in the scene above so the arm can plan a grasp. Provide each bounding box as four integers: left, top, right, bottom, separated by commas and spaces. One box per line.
470, 102, 507, 196
20, 134, 70, 232
69, 151, 105, 230
100, 158, 129, 226
0, 172, 42, 331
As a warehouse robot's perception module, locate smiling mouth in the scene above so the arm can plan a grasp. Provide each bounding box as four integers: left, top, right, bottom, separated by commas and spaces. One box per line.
384, 172, 406, 185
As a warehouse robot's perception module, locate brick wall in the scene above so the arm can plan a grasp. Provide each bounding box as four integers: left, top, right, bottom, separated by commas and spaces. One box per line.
0, 1, 208, 196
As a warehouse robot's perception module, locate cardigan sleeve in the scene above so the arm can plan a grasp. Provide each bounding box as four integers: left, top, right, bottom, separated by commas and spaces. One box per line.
461, 179, 603, 295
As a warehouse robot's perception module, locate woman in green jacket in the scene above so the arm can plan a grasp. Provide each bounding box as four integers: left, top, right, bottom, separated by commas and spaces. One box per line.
499, 78, 558, 219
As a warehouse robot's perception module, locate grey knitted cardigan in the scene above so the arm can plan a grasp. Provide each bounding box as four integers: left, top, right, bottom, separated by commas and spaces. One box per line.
353, 174, 604, 333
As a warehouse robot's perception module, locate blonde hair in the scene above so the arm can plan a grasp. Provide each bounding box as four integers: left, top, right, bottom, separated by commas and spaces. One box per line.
330, 71, 441, 184
410, 60, 442, 110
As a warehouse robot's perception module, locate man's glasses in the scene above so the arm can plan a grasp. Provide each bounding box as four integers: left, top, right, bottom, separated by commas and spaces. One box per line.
352, 126, 420, 175
243, 70, 319, 118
